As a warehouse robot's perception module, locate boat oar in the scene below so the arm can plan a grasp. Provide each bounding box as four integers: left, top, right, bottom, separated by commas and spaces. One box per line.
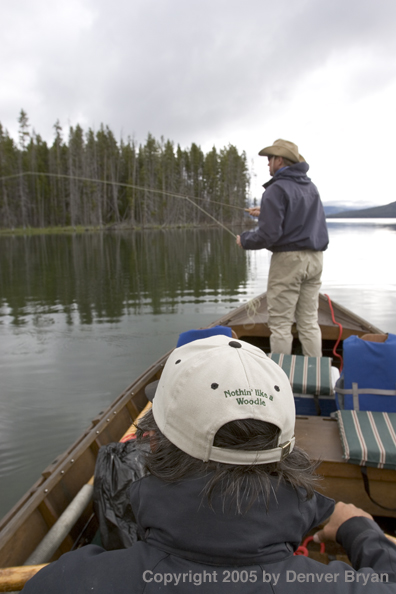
0, 564, 48, 592
0, 402, 153, 592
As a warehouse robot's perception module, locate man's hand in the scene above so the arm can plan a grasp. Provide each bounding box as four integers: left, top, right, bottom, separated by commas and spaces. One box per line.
314, 502, 374, 543
236, 235, 242, 248
245, 207, 260, 217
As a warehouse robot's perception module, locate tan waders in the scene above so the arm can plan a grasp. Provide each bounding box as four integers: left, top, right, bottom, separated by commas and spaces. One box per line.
267, 250, 323, 357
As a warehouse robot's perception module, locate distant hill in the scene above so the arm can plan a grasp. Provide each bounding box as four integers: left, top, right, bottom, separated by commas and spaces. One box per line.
327, 201, 396, 218
323, 203, 374, 216
323, 205, 348, 216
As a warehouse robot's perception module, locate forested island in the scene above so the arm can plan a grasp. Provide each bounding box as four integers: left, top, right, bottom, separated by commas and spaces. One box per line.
0, 111, 249, 231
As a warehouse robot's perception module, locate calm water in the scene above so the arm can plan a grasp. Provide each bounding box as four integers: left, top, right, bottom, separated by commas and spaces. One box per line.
1, 220, 396, 518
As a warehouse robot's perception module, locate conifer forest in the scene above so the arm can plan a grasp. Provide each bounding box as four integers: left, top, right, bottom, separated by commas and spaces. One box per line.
0, 110, 250, 230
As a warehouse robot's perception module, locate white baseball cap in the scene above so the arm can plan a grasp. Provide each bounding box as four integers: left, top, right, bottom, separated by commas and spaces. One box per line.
151, 335, 296, 465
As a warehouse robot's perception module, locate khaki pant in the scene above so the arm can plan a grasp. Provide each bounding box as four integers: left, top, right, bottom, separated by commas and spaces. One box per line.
267, 250, 323, 357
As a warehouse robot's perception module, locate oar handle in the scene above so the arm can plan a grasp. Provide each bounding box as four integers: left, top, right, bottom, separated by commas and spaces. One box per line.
0, 564, 48, 592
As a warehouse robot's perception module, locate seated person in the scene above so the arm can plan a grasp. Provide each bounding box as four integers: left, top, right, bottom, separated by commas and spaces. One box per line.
23, 336, 396, 593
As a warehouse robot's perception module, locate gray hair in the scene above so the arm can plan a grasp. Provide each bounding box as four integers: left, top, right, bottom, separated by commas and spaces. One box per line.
135, 409, 319, 514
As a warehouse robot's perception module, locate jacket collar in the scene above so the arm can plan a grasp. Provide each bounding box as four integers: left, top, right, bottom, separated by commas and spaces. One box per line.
263, 161, 310, 189
129, 473, 334, 566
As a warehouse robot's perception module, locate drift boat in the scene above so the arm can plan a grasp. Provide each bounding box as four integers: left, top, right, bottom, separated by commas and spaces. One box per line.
0, 292, 394, 590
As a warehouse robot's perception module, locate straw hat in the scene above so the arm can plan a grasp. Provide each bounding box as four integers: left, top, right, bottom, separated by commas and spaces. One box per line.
259, 139, 305, 163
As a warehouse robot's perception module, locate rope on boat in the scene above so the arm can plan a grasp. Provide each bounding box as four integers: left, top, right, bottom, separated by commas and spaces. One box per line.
294, 535, 325, 556
324, 294, 343, 372
360, 467, 396, 511
0, 171, 246, 239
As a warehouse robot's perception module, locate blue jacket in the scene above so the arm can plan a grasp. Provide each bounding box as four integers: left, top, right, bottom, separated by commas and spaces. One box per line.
240, 162, 329, 252
22, 472, 396, 593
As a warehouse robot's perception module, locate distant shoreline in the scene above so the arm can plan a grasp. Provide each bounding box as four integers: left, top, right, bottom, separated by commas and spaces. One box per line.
326, 215, 396, 222
0, 222, 251, 237
2, 218, 396, 236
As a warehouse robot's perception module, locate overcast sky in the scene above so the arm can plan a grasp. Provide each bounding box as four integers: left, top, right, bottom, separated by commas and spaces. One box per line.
1, 0, 396, 206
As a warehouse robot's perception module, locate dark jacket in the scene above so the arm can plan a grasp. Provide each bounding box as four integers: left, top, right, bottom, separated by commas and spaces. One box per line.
22, 473, 396, 593
240, 163, 329, 252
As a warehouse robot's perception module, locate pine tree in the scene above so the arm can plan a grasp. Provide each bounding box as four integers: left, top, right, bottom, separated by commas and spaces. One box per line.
0, 115, 250, 229
17, 109, 30, 227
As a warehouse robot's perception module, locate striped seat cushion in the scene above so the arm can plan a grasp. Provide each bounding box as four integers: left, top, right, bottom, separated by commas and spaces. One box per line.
268, 354, 333, 396
335, 410, 396, 469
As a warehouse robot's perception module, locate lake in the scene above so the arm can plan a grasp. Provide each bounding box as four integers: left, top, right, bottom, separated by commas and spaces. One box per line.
1, 219, 396, 519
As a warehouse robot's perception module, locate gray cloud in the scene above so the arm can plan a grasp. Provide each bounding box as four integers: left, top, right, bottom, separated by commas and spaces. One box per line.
2, 0, 396, 151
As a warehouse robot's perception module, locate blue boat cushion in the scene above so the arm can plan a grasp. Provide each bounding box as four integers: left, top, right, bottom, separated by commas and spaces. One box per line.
336, 333, 396, 412
176, 326, 232, 348
292, 393, 337, 417
335, 410, 396, 470
268, 354, 334, 396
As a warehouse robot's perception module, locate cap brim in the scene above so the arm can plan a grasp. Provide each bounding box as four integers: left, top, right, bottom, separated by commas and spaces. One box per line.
145, 379, 159, 402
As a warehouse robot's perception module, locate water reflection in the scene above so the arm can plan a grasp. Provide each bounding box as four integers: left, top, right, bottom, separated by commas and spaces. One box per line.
326, 218, 396, 231
1, 222, 396, 519
0, 229, 251, 518
0, 230, 248, 325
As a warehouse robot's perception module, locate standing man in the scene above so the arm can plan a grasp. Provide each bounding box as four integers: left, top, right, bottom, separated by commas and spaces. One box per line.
236, 139, 329, 357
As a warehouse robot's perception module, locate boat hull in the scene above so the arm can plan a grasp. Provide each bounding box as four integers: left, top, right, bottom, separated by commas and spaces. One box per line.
0, 292, 393, 570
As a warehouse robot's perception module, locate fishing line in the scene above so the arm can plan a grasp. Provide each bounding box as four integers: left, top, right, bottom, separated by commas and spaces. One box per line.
0, 171, 244, 239
182, 195, 237, 238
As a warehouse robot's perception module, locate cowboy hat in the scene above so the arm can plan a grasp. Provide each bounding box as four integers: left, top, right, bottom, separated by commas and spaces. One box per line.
258, 139, 305, 163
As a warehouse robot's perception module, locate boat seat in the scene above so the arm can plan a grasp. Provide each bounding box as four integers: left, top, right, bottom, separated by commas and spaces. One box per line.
268, 353, 338, 416
335, 409, 396, 470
